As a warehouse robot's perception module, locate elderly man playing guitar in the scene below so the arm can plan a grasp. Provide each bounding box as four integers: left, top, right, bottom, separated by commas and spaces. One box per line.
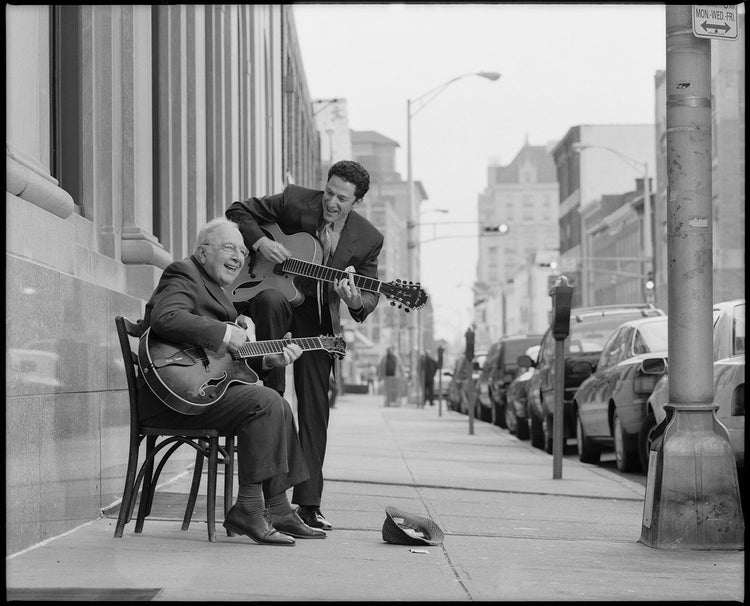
225, 160, 384, 531
138, 217, 329, 546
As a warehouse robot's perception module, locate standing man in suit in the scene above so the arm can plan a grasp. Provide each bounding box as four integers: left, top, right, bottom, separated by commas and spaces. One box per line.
226, 160, 383, 530
138, 217, 326, 545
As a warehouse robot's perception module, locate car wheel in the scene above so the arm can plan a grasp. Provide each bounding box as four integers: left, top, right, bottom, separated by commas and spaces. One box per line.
576, 408, 601, 464
516, 416, 530, 440
613, 410, 638, 472
480, 403, 492, 423
543, 413, 554, 454
638, 411, 657, 473
530, 413, 544, 449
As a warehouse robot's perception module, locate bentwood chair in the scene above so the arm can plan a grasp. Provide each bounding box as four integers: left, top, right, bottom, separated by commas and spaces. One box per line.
113, 316, 235, 542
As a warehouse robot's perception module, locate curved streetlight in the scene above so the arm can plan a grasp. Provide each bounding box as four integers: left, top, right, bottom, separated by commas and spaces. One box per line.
404, 71, 501, 405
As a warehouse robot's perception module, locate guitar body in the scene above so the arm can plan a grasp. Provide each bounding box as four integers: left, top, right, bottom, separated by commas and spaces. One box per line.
229, 223, 322, 305
138, 325, 347, 416
139, 326, 260, 415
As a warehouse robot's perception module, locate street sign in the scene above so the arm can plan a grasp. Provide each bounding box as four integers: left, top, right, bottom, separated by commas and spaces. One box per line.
692, 5, 739, 40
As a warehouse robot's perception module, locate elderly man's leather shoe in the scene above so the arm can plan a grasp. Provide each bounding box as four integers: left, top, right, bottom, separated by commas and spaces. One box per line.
296, 506, 333, 531
223, 505, 295, 546
271, 509, 326, 539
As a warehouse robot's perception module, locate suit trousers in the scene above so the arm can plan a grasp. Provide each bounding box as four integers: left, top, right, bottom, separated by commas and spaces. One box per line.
244, 289, 333, 507
142, 382, 309, 497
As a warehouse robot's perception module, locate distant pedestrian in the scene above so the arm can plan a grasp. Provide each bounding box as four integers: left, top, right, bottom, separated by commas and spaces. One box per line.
378, 346, 402, 407
420, 350, 438, 408
464, 324, 476, 361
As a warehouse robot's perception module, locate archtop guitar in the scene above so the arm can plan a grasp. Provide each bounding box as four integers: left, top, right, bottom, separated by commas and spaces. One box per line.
228, 223, 428, 312
138, 323, 347, 415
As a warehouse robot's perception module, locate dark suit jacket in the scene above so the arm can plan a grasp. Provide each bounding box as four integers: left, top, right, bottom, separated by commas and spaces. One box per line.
137, 255, 262, 420
226, 184, 384, 332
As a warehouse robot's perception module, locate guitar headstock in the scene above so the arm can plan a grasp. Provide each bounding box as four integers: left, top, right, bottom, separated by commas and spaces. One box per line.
380, 280, 429, 312
319, 335, 347, 359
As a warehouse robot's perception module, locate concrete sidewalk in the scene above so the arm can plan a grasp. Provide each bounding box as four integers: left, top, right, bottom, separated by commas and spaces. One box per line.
6, 393, 744, 601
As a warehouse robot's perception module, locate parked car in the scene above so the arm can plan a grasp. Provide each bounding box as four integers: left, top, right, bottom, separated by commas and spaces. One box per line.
475, 343, 502, 422
641, 298, 745, 471
505, 344, 541, 440
447, 354, 484, 414
523, 303, 666, 453
433, 367, 453, 400
447, 358, 468, 412
475, 335, 543, 428
573, 315, 669, 472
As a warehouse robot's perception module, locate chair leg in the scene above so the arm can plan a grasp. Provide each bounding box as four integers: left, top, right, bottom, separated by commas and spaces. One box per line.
114, 434, 141, 538
207, 436, 219, 542
182, 442, 205, 531
135, 435, 157, 533
224, 435, 235, 537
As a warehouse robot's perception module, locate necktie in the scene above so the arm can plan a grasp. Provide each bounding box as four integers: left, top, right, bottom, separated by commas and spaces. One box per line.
318, 222, 333, 264
317, 222, 333, 322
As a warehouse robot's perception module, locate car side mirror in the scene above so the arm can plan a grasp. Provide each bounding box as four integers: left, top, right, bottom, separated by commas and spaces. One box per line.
517, 354, 535, 368
571, 360, 594, 376
641, 357, 667, 374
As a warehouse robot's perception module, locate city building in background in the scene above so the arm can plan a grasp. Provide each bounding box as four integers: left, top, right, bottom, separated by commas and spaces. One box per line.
474, 141, 559, 347
6, 4, 319, 555
550, 124, 656, 308
708, 20, 745, 305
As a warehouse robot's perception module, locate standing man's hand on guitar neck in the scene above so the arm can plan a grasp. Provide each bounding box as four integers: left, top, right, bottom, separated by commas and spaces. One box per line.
255, 236, 291, 263
334, 265, 364, 312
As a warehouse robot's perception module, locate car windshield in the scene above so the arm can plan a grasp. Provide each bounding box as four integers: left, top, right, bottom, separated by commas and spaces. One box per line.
566, 315, 640, 354
504, 338, 540, 361
637, 320, 669, 352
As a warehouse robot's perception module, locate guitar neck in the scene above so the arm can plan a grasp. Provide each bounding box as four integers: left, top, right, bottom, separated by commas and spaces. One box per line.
237, 337, 329, 358
280, 258, 381, 293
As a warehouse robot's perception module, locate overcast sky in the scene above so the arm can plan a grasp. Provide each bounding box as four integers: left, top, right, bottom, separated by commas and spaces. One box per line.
293, 3, 668, 347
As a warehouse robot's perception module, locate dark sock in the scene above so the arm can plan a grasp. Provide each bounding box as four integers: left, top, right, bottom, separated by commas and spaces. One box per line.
265, 491, 293, 517
235, 483, 264, 517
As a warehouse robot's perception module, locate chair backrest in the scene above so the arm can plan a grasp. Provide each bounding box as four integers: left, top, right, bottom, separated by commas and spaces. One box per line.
115, 316, 145, 427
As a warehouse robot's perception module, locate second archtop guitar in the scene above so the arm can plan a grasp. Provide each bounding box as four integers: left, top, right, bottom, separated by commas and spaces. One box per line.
228, 223, 428, 312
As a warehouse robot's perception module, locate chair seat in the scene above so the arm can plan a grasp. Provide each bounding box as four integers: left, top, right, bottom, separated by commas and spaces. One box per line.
140, 426, 226, 438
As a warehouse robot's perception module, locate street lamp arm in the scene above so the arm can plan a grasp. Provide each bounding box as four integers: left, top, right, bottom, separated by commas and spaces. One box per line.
408, 71, 501, 118
573, 142, 646, 172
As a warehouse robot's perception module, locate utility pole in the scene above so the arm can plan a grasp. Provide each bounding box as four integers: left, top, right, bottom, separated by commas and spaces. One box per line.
640, 5, 743, 549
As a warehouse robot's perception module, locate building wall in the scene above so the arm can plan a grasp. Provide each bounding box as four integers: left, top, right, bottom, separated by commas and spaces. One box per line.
5, 4, 319, 555
552, 124, 655, 307
710, 19, 745, 303
475, 143, 559, 344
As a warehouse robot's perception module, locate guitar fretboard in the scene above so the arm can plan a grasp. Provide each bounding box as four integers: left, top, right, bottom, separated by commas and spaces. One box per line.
237, 337, 327, 358
281, 258, 381, 293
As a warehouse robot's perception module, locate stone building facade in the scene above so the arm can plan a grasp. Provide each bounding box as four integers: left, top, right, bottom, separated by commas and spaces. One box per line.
6, 4, 319, 555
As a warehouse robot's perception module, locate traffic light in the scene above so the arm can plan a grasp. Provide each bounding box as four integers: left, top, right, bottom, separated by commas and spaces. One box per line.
645, 271, 655, 291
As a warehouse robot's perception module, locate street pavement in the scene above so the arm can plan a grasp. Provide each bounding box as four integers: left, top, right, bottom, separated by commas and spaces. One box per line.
6, 392, 745, 601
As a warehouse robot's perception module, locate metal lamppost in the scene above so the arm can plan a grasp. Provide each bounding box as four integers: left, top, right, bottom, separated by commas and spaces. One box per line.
405, 71, 501, 405
572, 142, 653, 304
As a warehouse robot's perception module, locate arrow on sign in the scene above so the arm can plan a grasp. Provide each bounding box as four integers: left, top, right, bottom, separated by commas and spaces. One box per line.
701, 20, 730, 33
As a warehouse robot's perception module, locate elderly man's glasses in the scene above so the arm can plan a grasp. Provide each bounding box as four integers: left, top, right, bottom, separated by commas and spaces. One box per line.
205, 242, 250, 258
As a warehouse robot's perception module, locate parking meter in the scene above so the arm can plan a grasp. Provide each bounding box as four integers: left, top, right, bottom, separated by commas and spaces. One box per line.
550, 276, 574, 341
549, 275, 573, 479
437, 345, 444, 369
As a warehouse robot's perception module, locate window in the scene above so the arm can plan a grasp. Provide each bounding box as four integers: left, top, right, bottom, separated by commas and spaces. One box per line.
51, 6, 83, 213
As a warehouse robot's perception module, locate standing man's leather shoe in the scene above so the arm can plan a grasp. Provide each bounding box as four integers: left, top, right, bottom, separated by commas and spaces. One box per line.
296, 506, 333, 530
271, 509, 326, 538
223, 505, 296, 546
